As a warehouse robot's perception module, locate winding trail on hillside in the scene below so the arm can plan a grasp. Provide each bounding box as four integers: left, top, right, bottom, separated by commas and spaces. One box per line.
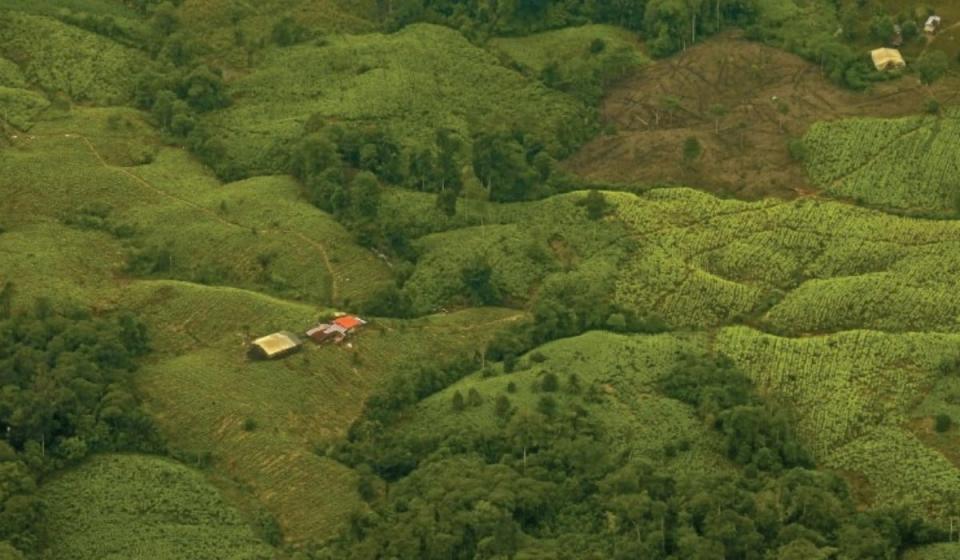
64, 133, 342, 304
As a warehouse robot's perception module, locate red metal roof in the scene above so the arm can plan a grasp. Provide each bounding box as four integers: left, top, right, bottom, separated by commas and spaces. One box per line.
333, 315, 364, 330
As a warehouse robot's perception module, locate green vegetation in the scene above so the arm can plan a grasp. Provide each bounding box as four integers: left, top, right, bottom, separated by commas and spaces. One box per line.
490, 24, 647, 104
0, 13, 152, 104
325, 346, 945, 558
610, 188, 960, 333
2, 0, 960, 556
0, 299, 160, 555
38, 454, 274, 560
201, 24, 592, 178
804, 111, 960, 213
905, 543, 960, 560
0, 87, 48, 130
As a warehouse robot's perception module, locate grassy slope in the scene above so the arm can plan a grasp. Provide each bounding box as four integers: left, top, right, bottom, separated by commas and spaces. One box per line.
204, 23, 590, 175
804, 111, 960, 213
0, 108, 392, 308
403, 192, 630, 313
0, 105, 518, 543
0, 12, 151, 104
609, 188, 960, 333
489, 23, 647, 80
38, 454, 274, 560
176, 0, 379, 67
400, 331, 732, 480
134, 284, 523, 541
491, 24, 641, 68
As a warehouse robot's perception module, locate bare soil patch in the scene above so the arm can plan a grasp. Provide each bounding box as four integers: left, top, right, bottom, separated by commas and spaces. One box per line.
565, 34, 960, 200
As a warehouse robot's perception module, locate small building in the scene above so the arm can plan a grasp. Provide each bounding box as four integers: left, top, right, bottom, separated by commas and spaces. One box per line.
925, 15, 941, 34
249, 331, 303, 360
870, 48, 906, 71
306, 315, 367, 344
891, 24, 903, 47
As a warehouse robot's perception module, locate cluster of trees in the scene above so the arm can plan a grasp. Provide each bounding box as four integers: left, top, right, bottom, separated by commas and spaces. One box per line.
536, 38, 642, 105
381, 1, 952, 92
316, 353, 947, 559
383, 0, 758, 57
0, 286, 161, 556
135, 63, 230, 145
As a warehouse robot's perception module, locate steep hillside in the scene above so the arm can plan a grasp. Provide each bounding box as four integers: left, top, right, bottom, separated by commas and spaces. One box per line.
0, 12, 152, 104
38, 454, 275, 560
202, 23, 592, 176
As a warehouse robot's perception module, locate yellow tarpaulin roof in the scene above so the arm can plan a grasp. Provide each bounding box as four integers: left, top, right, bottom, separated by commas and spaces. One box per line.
252, 332, 301, 356
870, 48, 905, 71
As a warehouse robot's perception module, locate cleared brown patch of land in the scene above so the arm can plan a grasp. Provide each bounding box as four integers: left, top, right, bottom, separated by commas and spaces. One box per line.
565, 34, 960, 200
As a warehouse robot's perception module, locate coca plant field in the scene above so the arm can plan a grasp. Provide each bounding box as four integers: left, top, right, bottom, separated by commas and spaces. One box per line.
1, 0, 960, 558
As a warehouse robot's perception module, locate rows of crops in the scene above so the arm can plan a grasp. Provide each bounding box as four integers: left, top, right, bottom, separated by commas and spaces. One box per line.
0, 13, 151, 104
804, 112, 960, 212
825, 427, 960, 515
408, 331, 730, 480
205, 23, 591, 176
717, 327, 959, 453
39, 454, 274, 560
612, 189, 960, 332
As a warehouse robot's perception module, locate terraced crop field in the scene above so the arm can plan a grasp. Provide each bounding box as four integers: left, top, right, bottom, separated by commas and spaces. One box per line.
202, 23, 591, 176
609, 188, 960, 334
38, 454, 275, 560
0, 105, 522, 543
0, 12, 152, 104
804, 111, 960, 213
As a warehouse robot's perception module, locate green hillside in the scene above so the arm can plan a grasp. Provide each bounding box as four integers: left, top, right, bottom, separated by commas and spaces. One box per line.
0, 12, 152, 104
804, 111, 960, 213
202, 23, 592, 176
2, 0, 960, 557
38, 454, 274, 560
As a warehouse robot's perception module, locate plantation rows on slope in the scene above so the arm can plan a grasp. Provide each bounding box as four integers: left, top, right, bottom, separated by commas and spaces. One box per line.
0, 107, 520, 542
203, 23, 594, 176
804, 110, 960, 214
0, 108, 391, 308
606, 188, 960, 333
392, 327, 960, 519
38, 454, 273, 560
392, 185, 960, 335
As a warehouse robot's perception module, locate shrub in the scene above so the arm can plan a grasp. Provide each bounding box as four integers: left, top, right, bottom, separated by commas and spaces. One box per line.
529, 352, 547, 364
495, 395, 512, 419
467, 388, 483, 407
787, 138, 807, 162
682, 136, 702, 165
255, 511, 283, 546
541, 372, 559, 392
537, 395, 558, 417
452, 391, 465, 412
934, 414, 952, 433
242, 418, 258, 432
581, 189, 610, 220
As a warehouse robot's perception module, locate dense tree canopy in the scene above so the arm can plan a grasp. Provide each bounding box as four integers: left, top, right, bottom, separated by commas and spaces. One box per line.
0, 297, 160, 556
321, 355, 945, 559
